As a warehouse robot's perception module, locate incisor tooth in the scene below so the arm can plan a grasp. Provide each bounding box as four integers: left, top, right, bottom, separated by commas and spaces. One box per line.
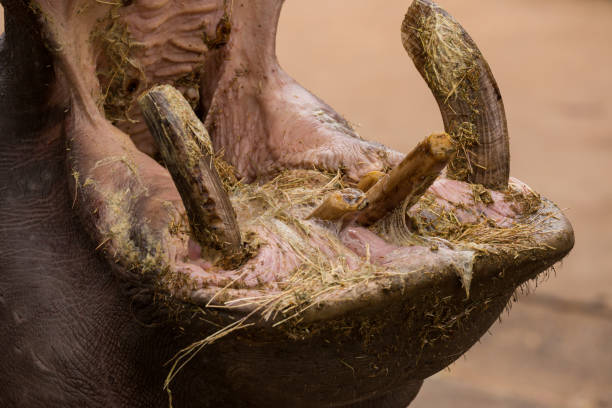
307, 188, 368, 222
356, 132, 455, 226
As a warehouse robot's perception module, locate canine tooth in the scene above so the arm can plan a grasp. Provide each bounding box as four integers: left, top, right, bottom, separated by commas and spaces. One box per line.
356, 133, 455, 226
307, 188, 368, 222
138, 85, 243, 258
402, 0, 510, 190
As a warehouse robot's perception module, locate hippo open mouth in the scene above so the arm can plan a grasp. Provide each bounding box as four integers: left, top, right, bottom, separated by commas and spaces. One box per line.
0, 0, 574, 407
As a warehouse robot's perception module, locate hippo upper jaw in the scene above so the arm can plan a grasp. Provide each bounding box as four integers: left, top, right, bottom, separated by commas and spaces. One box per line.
0, 0, 573, 407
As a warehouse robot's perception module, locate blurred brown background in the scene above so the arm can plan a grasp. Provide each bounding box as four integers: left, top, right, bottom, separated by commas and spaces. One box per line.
2, 1, 611, 406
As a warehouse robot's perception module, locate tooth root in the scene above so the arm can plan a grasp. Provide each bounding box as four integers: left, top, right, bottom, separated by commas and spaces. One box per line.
307, 188, 368, 222
402, 0, 510, 190
358, 171, 387, 193
356, 133, 455, 227
138, 85, 243, 257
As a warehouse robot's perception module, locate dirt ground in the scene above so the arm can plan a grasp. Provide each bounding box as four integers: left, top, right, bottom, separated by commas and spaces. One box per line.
2, 0, 611, 406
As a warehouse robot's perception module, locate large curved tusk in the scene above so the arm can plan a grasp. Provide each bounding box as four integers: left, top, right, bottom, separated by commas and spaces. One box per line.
139, 85, 243, 261
402, 0, 510, 190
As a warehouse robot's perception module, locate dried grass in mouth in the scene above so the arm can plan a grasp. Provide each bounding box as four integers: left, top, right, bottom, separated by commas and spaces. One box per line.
92, 4, 204, 126
92, 6, 145, 124
163, 166, 551, 401
404, 185, 548, 257
230, 170, 396, 320
164, 169, 398, 403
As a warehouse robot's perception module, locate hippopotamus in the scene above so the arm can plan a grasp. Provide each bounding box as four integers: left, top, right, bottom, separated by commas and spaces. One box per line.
0, 0, 574, 407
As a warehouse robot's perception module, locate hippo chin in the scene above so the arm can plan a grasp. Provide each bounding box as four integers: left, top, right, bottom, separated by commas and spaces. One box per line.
0, 0, 573, 407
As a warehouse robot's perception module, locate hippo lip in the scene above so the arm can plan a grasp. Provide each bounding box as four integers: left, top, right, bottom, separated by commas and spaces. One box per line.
28, 0, 572, 391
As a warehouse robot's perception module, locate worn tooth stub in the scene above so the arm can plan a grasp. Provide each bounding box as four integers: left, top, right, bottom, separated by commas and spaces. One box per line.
357, 171, 387, 193
356, 132, 455, 227
138, 85, 243, 259
307, 188, 369, 222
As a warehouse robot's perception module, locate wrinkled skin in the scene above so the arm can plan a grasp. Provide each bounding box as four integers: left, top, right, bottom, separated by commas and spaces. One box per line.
0, 1, 574, 407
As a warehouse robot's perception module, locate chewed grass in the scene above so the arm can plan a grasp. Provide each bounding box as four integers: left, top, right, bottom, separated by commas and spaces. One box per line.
411, 190, 548, 254
91, 6, 146, 124
163, 168, 556, 402
375, 179, 553, 258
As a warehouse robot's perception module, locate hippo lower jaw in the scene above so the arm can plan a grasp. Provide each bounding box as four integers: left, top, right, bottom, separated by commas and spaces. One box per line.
5, 0, 573, 406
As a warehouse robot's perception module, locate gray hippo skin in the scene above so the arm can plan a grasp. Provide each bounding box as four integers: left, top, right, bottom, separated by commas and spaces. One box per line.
0, 0, 574, 407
